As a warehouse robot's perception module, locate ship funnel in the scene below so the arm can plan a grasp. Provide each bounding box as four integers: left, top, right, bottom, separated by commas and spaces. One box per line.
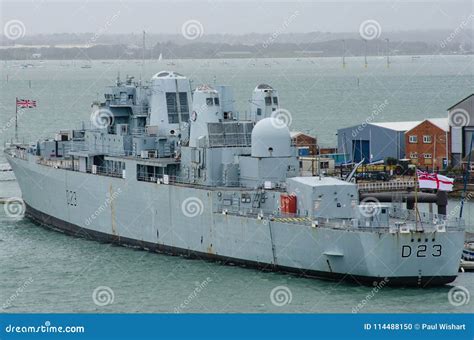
250, 84, 279, 122
189, 85, 221, 148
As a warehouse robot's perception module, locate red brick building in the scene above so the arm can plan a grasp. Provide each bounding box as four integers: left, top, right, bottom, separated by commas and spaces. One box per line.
404, 118, 450, 170
291, 131, 317, 155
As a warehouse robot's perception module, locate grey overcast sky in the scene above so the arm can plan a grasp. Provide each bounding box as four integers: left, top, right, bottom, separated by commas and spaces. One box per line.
1, 0, 473, 35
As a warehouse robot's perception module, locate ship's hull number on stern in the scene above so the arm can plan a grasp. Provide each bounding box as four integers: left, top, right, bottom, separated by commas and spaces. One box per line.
401, 244, 442, 258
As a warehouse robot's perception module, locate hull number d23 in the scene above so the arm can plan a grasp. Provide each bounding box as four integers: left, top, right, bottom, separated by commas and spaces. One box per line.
401, 244, 442, 258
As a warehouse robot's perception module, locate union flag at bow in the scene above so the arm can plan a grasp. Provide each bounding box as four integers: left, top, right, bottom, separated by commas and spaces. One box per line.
416, 169, 454, 192
16, 98, 37, 108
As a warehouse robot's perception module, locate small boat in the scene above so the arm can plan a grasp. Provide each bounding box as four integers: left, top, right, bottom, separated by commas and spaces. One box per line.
81, 64, 92, 69
20, 63, 35, 69
0, 163, 15, 181
462, 241, 474, 261
460, 259, 474, 272
0, 163, 12, 172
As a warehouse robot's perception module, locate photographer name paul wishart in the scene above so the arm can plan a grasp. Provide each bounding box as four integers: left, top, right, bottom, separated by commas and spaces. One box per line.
421, 323, 466, 331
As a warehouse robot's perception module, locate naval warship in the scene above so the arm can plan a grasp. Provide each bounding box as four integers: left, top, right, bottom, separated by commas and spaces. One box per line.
5, 71, 466, 286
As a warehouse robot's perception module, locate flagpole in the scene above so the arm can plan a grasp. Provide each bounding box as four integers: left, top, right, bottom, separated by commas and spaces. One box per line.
15, 97, 18, 142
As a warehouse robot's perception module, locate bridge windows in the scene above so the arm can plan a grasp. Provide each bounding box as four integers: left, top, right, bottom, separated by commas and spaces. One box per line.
90, 157, 124, 177
137, 164, 164, 182
136, 164, 178, 183
205, 97, 220, 107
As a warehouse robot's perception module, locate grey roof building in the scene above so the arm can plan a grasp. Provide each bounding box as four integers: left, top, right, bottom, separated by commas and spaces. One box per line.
448, 94, 474, 167
337, 121, 420, 164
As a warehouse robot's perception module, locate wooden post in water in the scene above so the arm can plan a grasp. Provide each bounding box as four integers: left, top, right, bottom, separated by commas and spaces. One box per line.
364, 39, 368, 68
386, 38, 390, 68
342, 39, 346, 69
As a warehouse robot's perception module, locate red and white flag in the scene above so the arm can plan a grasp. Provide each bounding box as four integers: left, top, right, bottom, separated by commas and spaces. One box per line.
16, 99, 37, 108
416, 169, 454, 192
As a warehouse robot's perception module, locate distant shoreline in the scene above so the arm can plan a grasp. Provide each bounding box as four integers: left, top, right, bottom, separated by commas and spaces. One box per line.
1, 35, 471, 60
1, 53, 472, 62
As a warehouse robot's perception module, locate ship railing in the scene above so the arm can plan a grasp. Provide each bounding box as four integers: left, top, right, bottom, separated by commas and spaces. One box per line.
35, 159, 125, 178
6, 147, 29, 160
131, 127, 146, 135
90, 165, 124, 178
137, 173, 244, 187
37, 158, 78, 170
217, 209, 465, 232
136, 175, 188, 184
109, 99, 135, 106
66, 144, 134, 157
389, 206, 463, 227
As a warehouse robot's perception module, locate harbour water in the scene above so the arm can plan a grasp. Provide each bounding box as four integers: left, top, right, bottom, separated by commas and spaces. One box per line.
0, 56, 473, 313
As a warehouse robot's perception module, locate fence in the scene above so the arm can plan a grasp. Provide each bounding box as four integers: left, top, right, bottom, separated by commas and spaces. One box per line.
218, 205, 465, 232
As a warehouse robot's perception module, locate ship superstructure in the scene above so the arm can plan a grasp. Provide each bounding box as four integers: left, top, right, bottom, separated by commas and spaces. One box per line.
5, 71, 465, 286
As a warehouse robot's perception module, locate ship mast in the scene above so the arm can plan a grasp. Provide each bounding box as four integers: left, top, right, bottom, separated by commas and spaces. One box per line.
142, 30, 146, 67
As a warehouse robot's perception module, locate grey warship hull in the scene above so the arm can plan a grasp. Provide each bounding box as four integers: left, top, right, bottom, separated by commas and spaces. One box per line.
6, 153, 464, 286
6, 71, 466, 287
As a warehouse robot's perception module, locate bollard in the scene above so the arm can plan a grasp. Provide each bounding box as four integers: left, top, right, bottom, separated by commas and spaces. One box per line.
436, 191, 448, 215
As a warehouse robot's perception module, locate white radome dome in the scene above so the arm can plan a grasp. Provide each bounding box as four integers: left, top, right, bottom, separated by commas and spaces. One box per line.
251, 117, 292, 157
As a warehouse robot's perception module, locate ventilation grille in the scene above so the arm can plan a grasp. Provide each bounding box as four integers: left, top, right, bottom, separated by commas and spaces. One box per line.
208, 122, 254, 147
